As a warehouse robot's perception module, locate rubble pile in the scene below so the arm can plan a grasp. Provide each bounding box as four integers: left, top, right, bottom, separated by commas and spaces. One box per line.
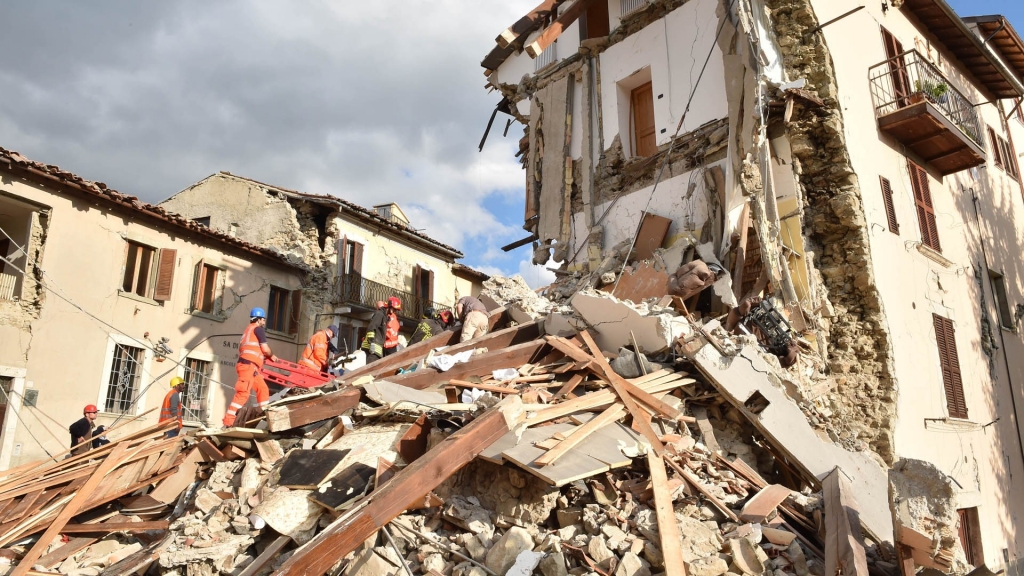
0, 293, 965, 576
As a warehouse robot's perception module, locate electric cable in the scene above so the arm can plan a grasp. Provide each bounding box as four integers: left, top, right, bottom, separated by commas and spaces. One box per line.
0, 385, 54, 461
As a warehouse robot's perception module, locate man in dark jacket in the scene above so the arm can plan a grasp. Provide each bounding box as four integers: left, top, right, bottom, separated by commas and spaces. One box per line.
410, 308, 449, 345
361, 301, 388, 362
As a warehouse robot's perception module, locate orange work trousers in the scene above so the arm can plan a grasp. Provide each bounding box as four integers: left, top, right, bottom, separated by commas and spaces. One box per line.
223, 363, 270, 427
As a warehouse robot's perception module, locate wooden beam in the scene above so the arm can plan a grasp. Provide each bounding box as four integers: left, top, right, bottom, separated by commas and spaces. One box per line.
553, 373, 585, 399
535, 404, 625, 466
273, 397, 525, 575
12, 442, 131, 576
36, 537, 98, 569
496, 0, 558, 47
577, 331, 665, 454
526, 0, 597, 57
665, 457, 739, 522
738, 484, 792, 523
822, 467, 869, 576
265, 388, 361, 432
448, 380, 520, 395
648, 452, 687, 576
239, 535, 291, 576
57, 520, 170, 534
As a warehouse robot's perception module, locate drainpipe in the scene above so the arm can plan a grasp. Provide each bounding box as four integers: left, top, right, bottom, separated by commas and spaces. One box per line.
968, 187, 1024, 480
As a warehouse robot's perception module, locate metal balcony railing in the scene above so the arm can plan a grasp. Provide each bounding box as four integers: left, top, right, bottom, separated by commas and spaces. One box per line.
0, 273, 16, 300
868, 49, 982, 146
332, 273, 452, 321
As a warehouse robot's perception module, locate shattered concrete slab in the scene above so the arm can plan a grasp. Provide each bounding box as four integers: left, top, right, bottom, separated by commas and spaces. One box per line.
571, 290, 680, 354
692, 343, 893, 540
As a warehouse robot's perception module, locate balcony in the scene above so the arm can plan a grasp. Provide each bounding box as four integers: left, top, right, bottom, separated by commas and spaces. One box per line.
332, 273, 452, 321
0, 273, 16, 300
869, 49, 985, 176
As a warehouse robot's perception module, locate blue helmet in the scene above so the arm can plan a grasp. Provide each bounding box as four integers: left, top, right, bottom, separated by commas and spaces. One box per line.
250, 307, 267, 319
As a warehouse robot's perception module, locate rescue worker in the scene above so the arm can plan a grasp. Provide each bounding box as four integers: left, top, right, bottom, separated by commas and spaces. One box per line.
160, 377, 186, 438
361, 301, 388, 363
69, 405, 98, 455
299, 324, 338, 372
455, 295, 488, 343
383, 296, 402, 356
409, 307, 446, 346
224, 307, 278, 427
438, 309, 454, 330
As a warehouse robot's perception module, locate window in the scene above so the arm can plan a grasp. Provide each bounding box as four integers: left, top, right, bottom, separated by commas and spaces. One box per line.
338, 238, 363, 277
190, 260, 221, 314
909, 162, 940, 252
267, 286, 302, 336
881, 27, 911, 108
620, 0, 650, 17
990, 272, 1014, 330
957, 508, 983, 567
988, 127, 1020, 180
0, 377, 11, 434
1014, 98, 1024, 125
413, 265, 435, 318
104, 343, 145, 414
535, 41, 556, 71
191, 216, 211, 227
0, 238, 13, 301
631, 81, 656, 157
581, 0, 609, 40
933, 314, 967, 419
879, 176, 899, 235
122, 242, 176, 301
181, 358, 211, 424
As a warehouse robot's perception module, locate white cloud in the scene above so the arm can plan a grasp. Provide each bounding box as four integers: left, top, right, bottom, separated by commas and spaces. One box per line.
517, 258, 557, 289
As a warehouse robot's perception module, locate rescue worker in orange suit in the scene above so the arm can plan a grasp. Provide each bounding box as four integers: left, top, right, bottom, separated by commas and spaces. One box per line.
160, 376, 186, 438
223, 307, 278, 427
361, 301, 388, 363
383, 296, 402, 356
299, 324, 338, 373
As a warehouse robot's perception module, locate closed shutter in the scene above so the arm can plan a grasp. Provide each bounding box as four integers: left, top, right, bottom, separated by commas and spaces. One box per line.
879, 176, 899, 234
190, 259, 205, 311
413, 265, 422, 297
153, 249, 177, 302
581, 0, 610, 39
631, 82, 657, 157
1001, 138, 1020, 179
338, 237, 348, 274
909, 162, 941, 251
933, 314, 967, 419
426, 269, 434, 303
957, 508, 983, 566
289, 290, 303, 336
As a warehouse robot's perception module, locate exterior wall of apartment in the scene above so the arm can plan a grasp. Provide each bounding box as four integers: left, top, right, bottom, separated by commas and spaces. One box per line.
813, 0, 1024, 566
0, 174, 304, 469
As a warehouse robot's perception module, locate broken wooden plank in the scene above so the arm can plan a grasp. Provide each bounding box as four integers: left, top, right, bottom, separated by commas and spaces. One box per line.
36, 537, 97, 569
526, 0, 595, 57
12, 442, 130, 576
255, 438, 286, 464
197, 427, 270, 440
448, 380, 520, 395
739, 484, 792, 523
534, 404, 625, 467
278, 450, 351, 489
274, 397, 525, 575
239, 535, 291, 576
502, 425, 610, 486
553, 373, 585, 399
265, 388, 361, 432
496, 0, 556, 47
822, 467, 869, 576
665, 457, 739, 522
58, 520, 169, 533
309, 463, 375, 512
647, 452, 686, 576
691, 406, 722, 454
149, 446, 203, 505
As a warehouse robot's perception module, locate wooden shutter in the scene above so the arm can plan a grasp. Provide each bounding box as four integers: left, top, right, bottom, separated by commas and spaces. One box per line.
631, 82, 657, 157
338, 237, 348, 274
989, 128, 1004, 168
191, 259, 205, 311
933, 314, 967, 419
413, 265, 422, 298
426, 269, 434, 303
1001, 137, 1020, 179
909, 162, 940, 252
957, 509, 983, 566
581, 0, 609, 39
153, 249, 177, 302
288, 289, 302, 336
879, 177, 899, 235
881, 27, 910, 107
352, 243, 363, 276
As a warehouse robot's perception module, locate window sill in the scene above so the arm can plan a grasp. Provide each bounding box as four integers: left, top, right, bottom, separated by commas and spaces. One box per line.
915, 243, 954, 268
118, 290, 163, 307
1000, 325, 1018, 334
189, 309, 227, 323
266, 329, 299, 343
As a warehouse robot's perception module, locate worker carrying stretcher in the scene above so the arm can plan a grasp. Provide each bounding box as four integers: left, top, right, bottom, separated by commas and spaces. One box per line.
223, 307, 278, 427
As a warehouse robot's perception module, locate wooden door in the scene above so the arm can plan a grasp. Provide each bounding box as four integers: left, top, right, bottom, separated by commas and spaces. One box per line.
881, 27, 911, 108
631, 81, 656, 157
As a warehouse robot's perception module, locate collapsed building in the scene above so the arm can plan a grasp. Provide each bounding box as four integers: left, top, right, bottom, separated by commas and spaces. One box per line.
479, 0, 1024, 571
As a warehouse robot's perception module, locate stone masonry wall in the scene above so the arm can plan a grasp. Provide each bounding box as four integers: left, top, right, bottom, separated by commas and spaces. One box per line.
766, 0, 899, 463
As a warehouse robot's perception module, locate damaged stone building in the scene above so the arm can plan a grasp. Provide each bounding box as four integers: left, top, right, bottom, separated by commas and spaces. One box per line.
0, 148, 309, 467
159, 172, 488, 351
483, 0, 1024, 570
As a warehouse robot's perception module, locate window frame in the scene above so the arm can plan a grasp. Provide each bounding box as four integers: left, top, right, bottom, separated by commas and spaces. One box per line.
957, 508, 984, 567
179, 354, 215, 425
97, 334, 153, 416
266, 285, 302, 337
121, 240, 158, 299
189, 259, 226, 318
989, 271, 1015, 331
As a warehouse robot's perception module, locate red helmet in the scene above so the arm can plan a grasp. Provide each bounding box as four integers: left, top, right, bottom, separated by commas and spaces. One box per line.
83, 404, 98, 414
439, 310, 453, 325
388, 296, 402, 311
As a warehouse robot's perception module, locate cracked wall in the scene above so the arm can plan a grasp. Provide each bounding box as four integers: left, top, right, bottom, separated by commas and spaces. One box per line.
766, 0, 898, 463
0, 208, 48, 370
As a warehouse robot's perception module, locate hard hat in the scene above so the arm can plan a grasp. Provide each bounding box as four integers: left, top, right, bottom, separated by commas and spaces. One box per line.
170, 376, 185, 388
376, 300, 387, 309
326, 324, 339, 336
424, 307, 436, 319
439, 310, 453, 325
250, 307, 267, 319
83, 404, 98, 414
388, 296, 402, 311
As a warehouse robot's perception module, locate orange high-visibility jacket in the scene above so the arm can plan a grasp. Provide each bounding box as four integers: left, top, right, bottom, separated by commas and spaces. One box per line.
384, 312, 400, 348
238, 323, 266, 368
160, 389, 183, 429
300, 329, 331, 371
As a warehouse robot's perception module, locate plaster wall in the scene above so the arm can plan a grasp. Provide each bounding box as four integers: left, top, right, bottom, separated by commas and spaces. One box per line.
0, 175, 304, 468
814, 0, 1024, 565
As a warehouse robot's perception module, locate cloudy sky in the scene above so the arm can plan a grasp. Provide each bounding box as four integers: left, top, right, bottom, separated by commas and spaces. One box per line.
0, 1, 556, 287
0, 1, 1018, 289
